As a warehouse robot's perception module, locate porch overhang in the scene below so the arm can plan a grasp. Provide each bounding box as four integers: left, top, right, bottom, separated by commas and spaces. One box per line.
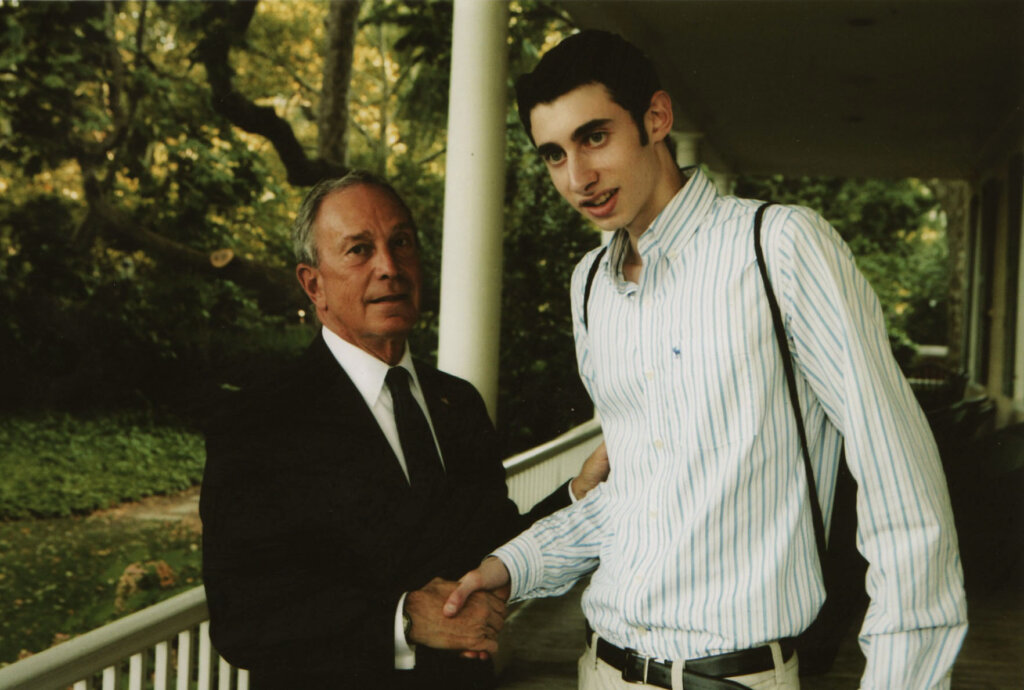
560, 0, 1023, 180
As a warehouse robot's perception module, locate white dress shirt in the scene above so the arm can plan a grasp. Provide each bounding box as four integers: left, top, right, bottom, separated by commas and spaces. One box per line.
321, 327, 444, 482
492, 169, 967, 689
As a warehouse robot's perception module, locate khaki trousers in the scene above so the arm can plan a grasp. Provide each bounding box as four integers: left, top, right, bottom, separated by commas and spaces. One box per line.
577, 636, 801, 690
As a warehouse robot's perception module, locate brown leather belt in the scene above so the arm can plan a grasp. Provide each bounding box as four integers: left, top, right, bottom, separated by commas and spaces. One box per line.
585, 622, 795, 689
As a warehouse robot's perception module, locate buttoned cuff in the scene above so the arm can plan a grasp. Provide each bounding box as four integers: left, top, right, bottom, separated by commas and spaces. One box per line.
492, 534, 546, 602
394, 592, 416, 669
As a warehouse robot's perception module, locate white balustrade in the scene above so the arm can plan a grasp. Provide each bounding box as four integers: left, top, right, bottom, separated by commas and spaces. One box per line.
504, 418, 603, 511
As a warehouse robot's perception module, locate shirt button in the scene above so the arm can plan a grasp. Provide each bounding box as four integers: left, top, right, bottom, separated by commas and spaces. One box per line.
649, 510, 658, 519
654, 439, 664, 449
645, 370, 655, 380
634, 575, 643, 584
667, 250, 679, 261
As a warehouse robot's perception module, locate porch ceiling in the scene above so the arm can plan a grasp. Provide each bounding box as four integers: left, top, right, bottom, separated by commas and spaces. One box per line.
559, 0, 1023, 180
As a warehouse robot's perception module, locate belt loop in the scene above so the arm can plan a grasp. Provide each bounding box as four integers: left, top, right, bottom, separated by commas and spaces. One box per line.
768, 641, 785, 685
671, 658, 685, 689
591, 631, 600, 670
642, 656, 650, 684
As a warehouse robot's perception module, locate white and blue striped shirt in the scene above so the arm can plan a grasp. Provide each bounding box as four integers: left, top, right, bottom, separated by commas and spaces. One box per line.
493, 169, 967, 688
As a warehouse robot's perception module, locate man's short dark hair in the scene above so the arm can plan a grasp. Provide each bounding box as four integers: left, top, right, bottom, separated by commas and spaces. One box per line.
515, 30, 662, 146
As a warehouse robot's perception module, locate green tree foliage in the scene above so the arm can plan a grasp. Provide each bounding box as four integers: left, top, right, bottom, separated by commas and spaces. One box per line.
734, 175, 951, 354
1, 0, 311, 415
0, 0, 593, 454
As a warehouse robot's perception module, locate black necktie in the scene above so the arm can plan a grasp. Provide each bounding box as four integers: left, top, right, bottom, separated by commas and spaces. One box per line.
385, 367, 444, 490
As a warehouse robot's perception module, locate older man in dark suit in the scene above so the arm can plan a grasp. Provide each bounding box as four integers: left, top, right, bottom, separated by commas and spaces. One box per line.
200, 170, 607, 689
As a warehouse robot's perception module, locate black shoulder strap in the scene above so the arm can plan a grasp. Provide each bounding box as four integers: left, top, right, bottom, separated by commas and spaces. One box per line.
753, 202, 828, 564
583, 245, 609, 331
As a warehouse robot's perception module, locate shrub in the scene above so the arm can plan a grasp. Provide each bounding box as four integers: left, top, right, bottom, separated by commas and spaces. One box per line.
0, 413, 205, 519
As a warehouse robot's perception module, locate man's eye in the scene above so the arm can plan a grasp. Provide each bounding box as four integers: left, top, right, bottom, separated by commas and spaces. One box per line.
586, 132, 607, 146
348, 244, 370, 256
542, 150, 565, 165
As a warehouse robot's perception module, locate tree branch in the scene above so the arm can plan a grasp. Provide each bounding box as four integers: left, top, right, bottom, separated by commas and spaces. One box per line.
350, 119, 376, 149
192, 1, 346, 186
82, 176, 306, 312
71, 2, 133, 170
415, 147, 446, 167
247, 45, 320, 98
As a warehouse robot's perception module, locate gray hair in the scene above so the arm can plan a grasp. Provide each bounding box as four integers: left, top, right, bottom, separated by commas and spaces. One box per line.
291, 169, 415, 266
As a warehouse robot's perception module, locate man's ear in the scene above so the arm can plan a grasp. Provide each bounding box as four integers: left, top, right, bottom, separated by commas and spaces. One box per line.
645, 90, 674, 144
296, 264, 324, 307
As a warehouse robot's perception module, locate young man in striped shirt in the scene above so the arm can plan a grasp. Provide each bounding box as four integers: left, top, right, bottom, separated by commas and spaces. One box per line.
445, 30, 967, 690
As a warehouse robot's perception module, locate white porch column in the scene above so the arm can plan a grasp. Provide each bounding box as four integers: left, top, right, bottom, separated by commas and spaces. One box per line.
674, 131, 701, 168
436, 0, 509, 422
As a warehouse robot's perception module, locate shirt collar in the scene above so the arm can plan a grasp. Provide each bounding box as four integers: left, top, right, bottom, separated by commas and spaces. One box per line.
320, 326, 418, 409
603, 167, 720, 287
637, 166, 719, 259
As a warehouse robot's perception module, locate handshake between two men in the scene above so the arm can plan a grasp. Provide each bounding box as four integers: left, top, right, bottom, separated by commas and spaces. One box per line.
403, 571, 510, 660
402, 446, 607, 662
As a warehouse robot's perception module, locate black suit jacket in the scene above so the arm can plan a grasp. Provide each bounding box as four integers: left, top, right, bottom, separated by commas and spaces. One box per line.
200, 334, 570, 689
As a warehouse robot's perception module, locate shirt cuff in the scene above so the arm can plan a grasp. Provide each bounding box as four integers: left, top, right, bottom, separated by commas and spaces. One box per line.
569, 479, 580, 503
394, 592, 416, 669
492, 533, 546, 602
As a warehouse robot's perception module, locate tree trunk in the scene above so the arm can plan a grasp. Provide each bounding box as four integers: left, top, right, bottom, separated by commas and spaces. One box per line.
319, 0, 361, 168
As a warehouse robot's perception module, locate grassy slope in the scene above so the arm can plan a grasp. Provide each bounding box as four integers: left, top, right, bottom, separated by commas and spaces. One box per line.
0, 414, 206, 666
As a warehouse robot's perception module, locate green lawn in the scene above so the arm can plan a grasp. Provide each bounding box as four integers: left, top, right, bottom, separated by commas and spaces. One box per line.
0, 413, 205, 519
0, 413, 206, 667
0, 507, 203, 666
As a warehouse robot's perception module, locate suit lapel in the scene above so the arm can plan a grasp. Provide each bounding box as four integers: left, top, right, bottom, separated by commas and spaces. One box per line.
300, 334, 411, 491
415, 361, 460, 474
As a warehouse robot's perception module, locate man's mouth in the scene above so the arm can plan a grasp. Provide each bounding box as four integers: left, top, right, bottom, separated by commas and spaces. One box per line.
368, 294, 408, 305
581, 189, 617, 211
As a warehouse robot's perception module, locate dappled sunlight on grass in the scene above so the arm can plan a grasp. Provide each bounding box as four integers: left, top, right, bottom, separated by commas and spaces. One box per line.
0, 501, 202, 666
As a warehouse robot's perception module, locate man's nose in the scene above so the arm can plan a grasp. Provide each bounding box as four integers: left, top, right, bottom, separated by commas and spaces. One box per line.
567, 155, 597, 194
373, 246, 400, 277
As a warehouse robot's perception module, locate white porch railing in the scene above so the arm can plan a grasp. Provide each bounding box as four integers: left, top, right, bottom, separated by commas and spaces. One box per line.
0, 419, 603, 690
503, 417, 603, 511
0, 587, 248, 690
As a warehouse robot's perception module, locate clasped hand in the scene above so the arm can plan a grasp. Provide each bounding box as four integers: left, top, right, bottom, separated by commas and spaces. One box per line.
412, 442, 607, 659
405, 577, 508, 659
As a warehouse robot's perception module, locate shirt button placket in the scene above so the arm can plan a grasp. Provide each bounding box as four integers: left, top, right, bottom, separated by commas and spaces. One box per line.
638, 283, 664, 462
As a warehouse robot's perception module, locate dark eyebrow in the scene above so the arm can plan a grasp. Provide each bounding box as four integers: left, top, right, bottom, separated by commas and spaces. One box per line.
571, 118, 612, 142
340, 230, 373, 244
537, 143, 563, 159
